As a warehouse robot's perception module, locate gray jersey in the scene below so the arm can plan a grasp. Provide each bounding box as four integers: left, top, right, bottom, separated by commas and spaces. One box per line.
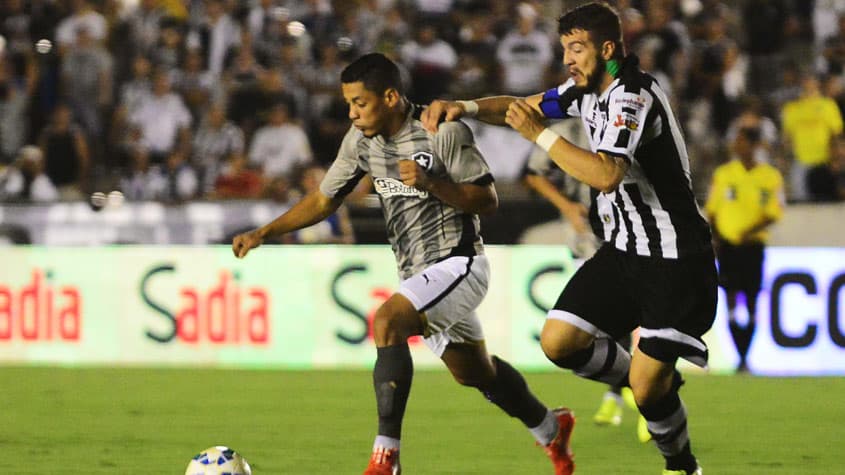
320, 105, 493, 279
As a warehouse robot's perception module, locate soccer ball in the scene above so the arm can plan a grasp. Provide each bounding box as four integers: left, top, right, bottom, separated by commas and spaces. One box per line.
185, 446, 252, 475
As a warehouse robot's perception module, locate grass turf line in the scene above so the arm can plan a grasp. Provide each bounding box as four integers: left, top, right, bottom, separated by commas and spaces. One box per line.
0, 367, 841, 474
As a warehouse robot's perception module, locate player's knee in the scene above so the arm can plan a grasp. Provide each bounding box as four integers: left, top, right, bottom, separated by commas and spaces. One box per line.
539, 327, 587, 366
372, 300, 422, 346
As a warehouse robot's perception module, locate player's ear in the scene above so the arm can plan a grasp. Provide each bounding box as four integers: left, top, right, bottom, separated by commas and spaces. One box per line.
384, 88, 400, 106
601, 40, 615, 61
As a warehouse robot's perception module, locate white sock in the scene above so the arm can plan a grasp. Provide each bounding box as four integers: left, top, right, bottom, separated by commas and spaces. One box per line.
529, 410, 559, 446
373, 435, 400, 451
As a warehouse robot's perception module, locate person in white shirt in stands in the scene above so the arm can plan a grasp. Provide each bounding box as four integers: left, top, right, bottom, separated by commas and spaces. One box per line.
248, 102, 313, 181
496, 2, 554, 96
128, 70, 193, 164
0, 145, 59, 203
55, 0, 107, 54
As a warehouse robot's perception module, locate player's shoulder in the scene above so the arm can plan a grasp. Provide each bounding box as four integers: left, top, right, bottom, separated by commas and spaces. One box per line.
432, 119, 474, 144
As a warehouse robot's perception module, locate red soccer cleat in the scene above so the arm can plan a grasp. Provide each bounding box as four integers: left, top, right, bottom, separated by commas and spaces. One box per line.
363, 446, 401, 475
544, 407, 576, 475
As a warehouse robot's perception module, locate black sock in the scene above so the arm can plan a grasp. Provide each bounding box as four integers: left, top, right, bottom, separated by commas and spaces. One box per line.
373, 343, 414, 439
638, 390, 697, 473
480, 356, 547, 428
551, 337, 630, 387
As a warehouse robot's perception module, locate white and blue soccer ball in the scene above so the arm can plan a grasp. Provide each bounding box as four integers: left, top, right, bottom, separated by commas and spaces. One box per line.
185, 446, 252, 475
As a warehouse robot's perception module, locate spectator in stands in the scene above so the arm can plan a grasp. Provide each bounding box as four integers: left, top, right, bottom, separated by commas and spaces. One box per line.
285, 164, 355, 244
150, 17, 186, 73
188, 0, 240, 77
246, 0, 276, 40
211, 152, 264, 199
61, 26, 113, 139
0, 53, 33, 164
496, 3, 554, 96
118, 55, 154, 119
274, 38, 310, 119
306, 42, 344, 119
55, 0, 107, 54
38, 104, 90, 200
149, 149, 198, 203
128, 69, 193, 164
400, 23, 457, 103
806, 134, 845, 201
223, 47, 266, 132
192, 104, 245, 194
174, 48, 220, 121
781, 74, 844, 201
0, 145, 59, 202
743, 0, 790, 95
120, 148, 157, 201
122, 0, 165, 57
248, 102, 312, 181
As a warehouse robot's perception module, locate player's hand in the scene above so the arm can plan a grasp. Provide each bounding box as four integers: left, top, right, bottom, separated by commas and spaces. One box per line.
505, 99, 545, 142
422, 100, 465, 133
398, 159, 430, 190
232, 230, 263, 259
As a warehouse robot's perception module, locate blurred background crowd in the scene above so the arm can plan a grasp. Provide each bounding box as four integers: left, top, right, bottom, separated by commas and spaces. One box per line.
1, 0, 845, 207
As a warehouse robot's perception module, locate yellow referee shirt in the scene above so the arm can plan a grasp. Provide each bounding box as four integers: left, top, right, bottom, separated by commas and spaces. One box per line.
782, 95, 843, 166
705, 160, 785, 245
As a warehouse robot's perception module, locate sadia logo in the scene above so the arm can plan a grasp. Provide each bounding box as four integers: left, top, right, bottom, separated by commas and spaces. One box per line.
0, 269, 81, 341
141, 264, 269, 344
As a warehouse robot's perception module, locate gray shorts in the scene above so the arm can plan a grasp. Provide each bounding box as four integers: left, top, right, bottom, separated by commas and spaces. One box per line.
397, 255, 489, 356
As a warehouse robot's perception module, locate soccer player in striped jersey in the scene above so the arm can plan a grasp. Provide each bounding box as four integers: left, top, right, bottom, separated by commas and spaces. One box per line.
232, 53, 575, 475
423, 3, 715, 474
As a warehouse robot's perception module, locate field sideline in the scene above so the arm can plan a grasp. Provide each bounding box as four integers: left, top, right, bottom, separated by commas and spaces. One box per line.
1, 367, 841, 474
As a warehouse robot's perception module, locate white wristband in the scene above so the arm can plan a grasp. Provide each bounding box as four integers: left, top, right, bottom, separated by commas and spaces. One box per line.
535, 128, 560, 153
457, 100, 479, 117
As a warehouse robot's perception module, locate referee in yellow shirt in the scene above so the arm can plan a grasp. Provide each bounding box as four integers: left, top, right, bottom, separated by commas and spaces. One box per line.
705, 127, 785, 373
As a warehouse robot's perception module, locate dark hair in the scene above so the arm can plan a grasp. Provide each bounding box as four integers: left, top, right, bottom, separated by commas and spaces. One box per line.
738, 127, 761, 144
340, 53, 404, 95
558, 2, 624, 59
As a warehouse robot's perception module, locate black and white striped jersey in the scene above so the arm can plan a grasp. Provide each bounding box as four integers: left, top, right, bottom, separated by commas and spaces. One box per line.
538, 55, 711, 259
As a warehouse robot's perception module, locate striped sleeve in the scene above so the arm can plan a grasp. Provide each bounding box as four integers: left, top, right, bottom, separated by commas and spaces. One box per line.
539, 79, 581, 119
596, 86, 653, 163
320, 126, 366, 199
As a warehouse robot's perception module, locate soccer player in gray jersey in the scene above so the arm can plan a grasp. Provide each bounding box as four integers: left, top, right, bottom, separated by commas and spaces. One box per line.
232, 53, 574, 475
423, 3, 716, 475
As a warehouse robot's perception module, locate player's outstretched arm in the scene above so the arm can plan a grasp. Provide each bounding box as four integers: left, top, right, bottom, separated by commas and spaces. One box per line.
232, 191, 342, 258
422, 94, 545, 132
507, 100, 628, 192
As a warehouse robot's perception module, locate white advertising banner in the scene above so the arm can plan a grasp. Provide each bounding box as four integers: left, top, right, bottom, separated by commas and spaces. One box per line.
0, 246, 842, 375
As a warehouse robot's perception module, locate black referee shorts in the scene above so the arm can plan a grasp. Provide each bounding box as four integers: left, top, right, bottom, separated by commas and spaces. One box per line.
716, 241, 765, 294
548, 244, 717, 367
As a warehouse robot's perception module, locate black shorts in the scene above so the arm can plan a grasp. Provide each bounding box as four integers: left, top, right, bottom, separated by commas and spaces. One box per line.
548, 244, 717, 367
717, 241, 764, 293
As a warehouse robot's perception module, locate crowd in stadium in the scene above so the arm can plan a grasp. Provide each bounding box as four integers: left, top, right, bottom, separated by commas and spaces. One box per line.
1, 0, 845, 205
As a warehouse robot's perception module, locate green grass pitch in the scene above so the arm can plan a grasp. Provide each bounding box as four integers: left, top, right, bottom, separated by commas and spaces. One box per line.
1, 367, 841, 474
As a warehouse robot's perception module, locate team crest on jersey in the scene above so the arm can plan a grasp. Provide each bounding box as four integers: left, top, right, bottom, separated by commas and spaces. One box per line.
612, 113, 639, 131
411, 151, 434, 171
